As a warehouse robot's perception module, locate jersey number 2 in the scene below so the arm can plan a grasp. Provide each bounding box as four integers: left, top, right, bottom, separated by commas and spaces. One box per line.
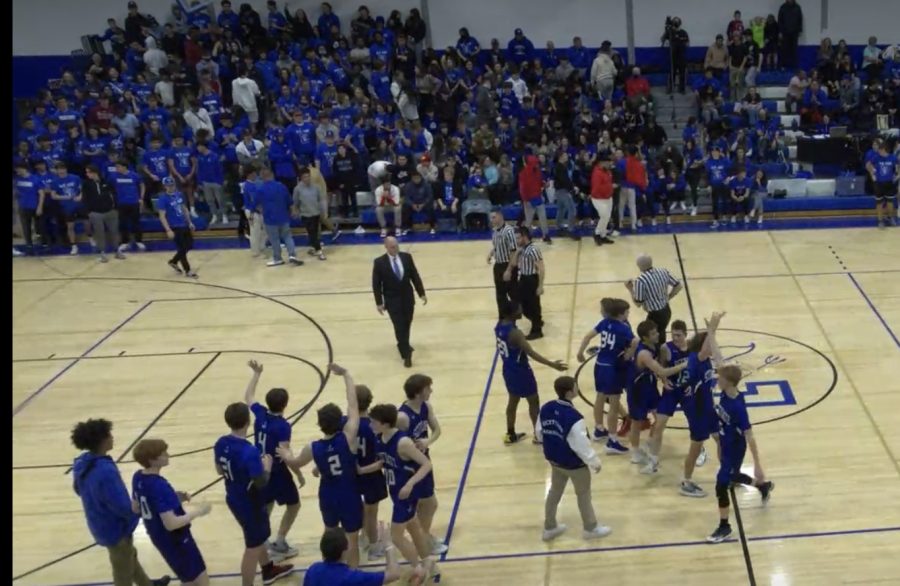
328, 454, 342, 476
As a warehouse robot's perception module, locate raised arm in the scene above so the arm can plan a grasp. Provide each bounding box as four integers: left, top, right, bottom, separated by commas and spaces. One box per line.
244, 360, 263, 405
330, 363, 360, 448
638, 348, 687, 378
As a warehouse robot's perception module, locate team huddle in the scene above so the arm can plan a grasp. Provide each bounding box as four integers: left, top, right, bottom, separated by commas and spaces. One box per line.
498, 300, 774, 544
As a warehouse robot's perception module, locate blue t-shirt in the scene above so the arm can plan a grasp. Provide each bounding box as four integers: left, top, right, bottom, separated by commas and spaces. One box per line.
730, 175, 753, 196
52, 174, 82, 213
169, 146, 194, 177
142, 148, 171, 179
706, 157, 731, 186
196, 150, 224, 184
110, 171, 143, 205
213, 434, 265, 511
14, 174, 42, 209
250, 402, 291, 479
256, 180, 292, 225
871, 153, 898, 182
304, 561, 384, 586
315, 143, 339, 178
132, 471, 189, 549
156, 192, 189, 228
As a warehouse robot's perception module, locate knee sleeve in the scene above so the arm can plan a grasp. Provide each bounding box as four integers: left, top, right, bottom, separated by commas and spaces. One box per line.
715, 483, 730, 508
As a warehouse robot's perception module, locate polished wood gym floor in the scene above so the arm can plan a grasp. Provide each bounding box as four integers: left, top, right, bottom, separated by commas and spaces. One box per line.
12, 227, 900, 585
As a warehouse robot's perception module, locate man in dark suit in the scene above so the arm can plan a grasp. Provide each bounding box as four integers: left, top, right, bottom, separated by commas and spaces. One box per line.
372, 236, 427, 367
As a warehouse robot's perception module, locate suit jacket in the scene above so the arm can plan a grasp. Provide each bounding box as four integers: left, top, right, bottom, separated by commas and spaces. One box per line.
372, 252, 426, 308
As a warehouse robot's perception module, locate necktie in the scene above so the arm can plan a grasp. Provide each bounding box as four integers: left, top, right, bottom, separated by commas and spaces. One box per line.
392, 256, 402, 279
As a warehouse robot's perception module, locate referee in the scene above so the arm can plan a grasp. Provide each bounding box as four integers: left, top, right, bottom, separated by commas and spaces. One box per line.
488, 210, 518, 318
506, 226, 545, 339
625, 254, 682, 344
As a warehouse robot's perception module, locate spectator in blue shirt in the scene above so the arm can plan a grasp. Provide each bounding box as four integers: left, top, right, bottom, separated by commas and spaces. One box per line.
196, 142, 229, 225
71, 418, 171, 586
257, 167, 302, 266
507, 28, 535, 65
457, 28, 480, 61
568, 36, 592, 77
318, 2, 340, 37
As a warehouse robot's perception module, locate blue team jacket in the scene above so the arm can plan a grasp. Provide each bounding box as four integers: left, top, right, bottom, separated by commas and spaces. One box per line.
72, 452, 139, 546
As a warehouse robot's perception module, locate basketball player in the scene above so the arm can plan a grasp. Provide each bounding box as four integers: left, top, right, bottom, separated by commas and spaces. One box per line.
277, 363, 364, 567
496, 300, 568, 445
642, 319, 691, 474
679, 311, 726, 498
707, 365, 774, 543
345, 384, 389, 561
132, 439, 212, 586
213, 403, 294, 586
304, 527, 402, 585
626, 321, 688, 465
243, 360, 304, 562
396, 375, 446, 555
370, 403, 438, 583
576, 298, 637, 455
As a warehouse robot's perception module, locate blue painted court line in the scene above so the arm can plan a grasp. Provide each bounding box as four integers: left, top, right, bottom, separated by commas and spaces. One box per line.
40, 525, 900, 586
12, 301, 153, 416
848, 273, 900, 349
441, 349, 501, 561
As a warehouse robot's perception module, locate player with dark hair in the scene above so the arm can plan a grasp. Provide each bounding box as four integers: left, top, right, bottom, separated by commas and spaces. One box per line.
243, 360, 304, 562
576, 298, 638, 455
132, 439, 212, 585
679, 311, 726, 498
495, 300, 568, 445
707, 365, 774, 543
370, 403, 438, 583
397, 374, 446, 555
71, 419, 171, 586
214, 403, 294, 586
347, 384, 390, 561
304, 527, 402, 585
625, 320, 688, 466
277, 364, 364, 567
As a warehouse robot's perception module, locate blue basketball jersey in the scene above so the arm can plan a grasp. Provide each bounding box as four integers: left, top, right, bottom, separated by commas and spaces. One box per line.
398, 402, 430, 455
665, 341, 691, 390
496, 320, 531, 372
593, 318, 635, 368
311, 433, 359, 499
628, 342, 658, 394
376, 430, 419, 499
132, 471, 189, 547
685, 353, 716, 399
250, 403, 291, 478
716, 392, 752, 449
213, 435, 265, 511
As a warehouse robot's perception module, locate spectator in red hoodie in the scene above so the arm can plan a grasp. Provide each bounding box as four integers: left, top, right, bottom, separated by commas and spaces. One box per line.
625, 67, 653, 114
518, 154, 551, 243
590, 155, 616, 245
621, 145, 648, 231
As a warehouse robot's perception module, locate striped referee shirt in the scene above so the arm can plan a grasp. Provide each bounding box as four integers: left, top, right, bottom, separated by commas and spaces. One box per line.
517, 242, 543, 276
633, 268, 680, 311
492, 224, 517, 264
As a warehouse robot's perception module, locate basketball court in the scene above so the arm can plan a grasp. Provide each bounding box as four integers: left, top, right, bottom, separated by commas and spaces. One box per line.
12, 227, 900, 585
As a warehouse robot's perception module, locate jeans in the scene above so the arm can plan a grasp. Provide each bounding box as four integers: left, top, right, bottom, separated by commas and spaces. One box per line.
265, 222, 296, 261
554, 189, 577, 229
523, 198, 549, 237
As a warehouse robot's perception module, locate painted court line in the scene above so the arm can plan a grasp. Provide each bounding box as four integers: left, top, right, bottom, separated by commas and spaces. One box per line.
848, 273, 900, 349
440, 349, 501, 560
36, 525, 900, 586
12, 301, 153, 416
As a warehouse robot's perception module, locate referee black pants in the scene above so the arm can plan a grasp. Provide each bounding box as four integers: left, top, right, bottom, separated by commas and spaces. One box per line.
518, 274, 543, 333
493, 262, 518, 318
647, 304, 672, 346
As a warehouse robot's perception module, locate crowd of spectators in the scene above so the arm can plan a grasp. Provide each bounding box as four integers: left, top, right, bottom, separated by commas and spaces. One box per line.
11, 0, 900, 258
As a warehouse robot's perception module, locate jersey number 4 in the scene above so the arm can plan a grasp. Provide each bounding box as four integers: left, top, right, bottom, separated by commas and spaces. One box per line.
599, 331, 617, 351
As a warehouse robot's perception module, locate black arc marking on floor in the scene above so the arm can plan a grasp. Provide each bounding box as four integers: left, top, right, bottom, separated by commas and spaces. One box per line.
12, 277, 334, 583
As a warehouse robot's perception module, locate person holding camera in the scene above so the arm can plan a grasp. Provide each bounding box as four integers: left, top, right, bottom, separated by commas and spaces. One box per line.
662, 17, 690, 94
